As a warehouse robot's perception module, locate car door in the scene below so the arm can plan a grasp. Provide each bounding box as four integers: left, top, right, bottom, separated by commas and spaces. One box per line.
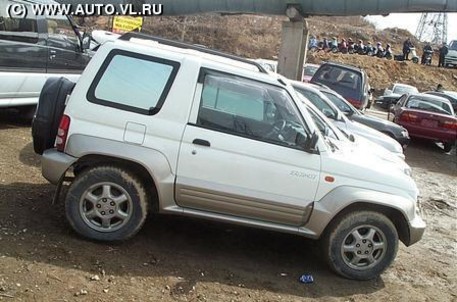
0, 0, 47, 104
45, 15, 90, 74
175, 70, 321, 226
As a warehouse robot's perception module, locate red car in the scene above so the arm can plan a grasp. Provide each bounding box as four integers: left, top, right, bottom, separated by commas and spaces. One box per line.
391, 93, 456, 152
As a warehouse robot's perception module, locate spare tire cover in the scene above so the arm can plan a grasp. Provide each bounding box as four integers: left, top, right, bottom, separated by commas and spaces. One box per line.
32, 77, 75, 155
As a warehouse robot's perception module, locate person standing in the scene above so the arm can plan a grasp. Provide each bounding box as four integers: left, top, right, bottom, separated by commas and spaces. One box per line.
403, 38, 413, 60
421, 42, 433, 64
438, 42, 449, 67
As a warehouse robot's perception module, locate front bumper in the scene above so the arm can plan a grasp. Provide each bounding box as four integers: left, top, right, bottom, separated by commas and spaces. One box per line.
406, 215, 426, 246
42, 149, 77, 184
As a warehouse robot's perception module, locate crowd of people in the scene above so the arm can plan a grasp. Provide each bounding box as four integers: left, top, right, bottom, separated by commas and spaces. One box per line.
308, 35, 450, 68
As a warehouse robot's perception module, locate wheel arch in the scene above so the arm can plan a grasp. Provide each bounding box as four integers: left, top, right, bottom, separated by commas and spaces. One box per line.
322, 202, 410, 246
73, 154, 160, 212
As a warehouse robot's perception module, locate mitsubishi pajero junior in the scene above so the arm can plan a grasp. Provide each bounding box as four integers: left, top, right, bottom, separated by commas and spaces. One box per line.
33, 33, 425, 280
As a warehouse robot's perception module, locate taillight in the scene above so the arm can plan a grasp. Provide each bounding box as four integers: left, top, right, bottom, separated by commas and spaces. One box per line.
56, 114, 70, 152
442, 120, 457, 130
399, 112, 418, 123
347, 98, 361, 106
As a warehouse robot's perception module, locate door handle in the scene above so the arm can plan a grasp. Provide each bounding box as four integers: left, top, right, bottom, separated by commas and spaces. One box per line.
192, 139, 211, 147
50, 50, 57, 54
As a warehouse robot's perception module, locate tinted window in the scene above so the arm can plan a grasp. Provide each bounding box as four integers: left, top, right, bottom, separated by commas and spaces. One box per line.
312, 65, 363, 100
88, 50, 180, 114
47, 16, 79, 51
0, 2, 38, 43
198, 72, 308, 148
303, 65, 318, 77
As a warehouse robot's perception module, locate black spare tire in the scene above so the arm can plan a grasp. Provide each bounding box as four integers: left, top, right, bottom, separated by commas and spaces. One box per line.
32, 77, 75, 155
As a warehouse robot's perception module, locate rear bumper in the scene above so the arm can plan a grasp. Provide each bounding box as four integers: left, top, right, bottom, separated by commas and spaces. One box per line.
42, 149, 77, 184
398, 122, 456, 143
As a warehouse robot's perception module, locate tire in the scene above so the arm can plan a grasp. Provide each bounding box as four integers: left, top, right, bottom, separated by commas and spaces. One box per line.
65, 166, 148, 241
412, 57, 419, 64
32, 77, 75, 155
322, 211, 398, 280
443, 142, 453, 153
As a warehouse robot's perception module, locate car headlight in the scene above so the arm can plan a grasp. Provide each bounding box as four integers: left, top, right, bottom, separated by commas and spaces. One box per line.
401, 130, 409, 137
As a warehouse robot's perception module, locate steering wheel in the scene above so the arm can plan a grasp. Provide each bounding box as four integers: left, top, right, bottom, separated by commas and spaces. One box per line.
266, 119, 287, 140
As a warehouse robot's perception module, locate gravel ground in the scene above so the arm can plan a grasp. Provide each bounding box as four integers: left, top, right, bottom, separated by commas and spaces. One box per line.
0, 108, 456, 302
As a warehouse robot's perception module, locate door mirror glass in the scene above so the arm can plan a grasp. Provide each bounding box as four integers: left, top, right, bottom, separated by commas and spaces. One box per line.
82, 32, 91, 50
322, 108, 335, 119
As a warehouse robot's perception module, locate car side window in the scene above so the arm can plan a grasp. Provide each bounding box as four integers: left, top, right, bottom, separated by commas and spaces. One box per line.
294, 88, 338, 119
46, 16, 79, 51
396, 95, 407, 107
0, 1, 38, 43
197, 72, 308, 148
87, 50, 180, 115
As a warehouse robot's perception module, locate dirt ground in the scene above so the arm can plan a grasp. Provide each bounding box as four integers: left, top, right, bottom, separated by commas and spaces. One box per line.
0, 108, 456, 302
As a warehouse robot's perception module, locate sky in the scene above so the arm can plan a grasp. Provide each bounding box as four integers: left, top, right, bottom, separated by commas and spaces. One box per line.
365, 13, 457, 43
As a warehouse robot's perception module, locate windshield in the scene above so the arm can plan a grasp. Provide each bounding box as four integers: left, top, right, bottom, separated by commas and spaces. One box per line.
449, 41, 457, 51
393, 85, 418, 95
303, 65, 319, 77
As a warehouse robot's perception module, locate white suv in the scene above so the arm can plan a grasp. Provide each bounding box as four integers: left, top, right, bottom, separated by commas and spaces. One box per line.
33, 33, 425, 280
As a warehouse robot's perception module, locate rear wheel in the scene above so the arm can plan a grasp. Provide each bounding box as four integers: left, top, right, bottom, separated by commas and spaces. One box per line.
322, 211, 398, 280
65, 166, 148, 241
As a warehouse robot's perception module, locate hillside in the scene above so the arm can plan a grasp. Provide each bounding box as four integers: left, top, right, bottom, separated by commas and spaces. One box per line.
81, 14, 457, 91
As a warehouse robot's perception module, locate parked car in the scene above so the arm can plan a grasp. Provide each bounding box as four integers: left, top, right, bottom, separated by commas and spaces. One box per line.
424, 91, 457, 112
317, 85, 410, 148
310, 61, 370, 110
302, 63, 319, 82
253, 59, 277, 73
376, 83, 419, 109
0, 0, 92, 118
444, 40, 457, 67
391, 94, 456, 152
292, 82, 406, 158
32, 32, 424, 280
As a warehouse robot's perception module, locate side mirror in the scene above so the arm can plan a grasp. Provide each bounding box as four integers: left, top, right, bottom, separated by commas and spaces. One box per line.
82, 32, 91, 50
349, 134, 355, 142
296, 131, 319, 154
322, 108, 336, 119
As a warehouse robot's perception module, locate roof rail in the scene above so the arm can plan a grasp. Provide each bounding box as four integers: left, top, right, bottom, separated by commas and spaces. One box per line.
119, 32, 268, 74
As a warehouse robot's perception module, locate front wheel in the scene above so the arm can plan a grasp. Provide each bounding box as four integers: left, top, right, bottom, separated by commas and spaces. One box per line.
65, 166, 148, 241
322, 211, 398, 280
443, 142, 454, 153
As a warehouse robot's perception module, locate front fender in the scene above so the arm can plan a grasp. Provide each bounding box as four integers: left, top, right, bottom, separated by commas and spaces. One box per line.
300, 186, 417, 239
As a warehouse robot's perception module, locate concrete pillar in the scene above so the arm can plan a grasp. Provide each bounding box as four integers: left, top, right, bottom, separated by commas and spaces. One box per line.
277, 14, 309, 81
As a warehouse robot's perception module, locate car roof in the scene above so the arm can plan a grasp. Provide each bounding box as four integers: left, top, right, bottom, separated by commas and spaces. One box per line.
115, 36, 264, 74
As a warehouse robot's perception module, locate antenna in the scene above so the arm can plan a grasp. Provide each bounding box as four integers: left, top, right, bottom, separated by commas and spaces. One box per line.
415, 13, 448, 44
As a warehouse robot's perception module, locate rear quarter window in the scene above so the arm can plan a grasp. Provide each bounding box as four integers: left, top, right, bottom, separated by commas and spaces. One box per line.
87, 50, 180, 115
